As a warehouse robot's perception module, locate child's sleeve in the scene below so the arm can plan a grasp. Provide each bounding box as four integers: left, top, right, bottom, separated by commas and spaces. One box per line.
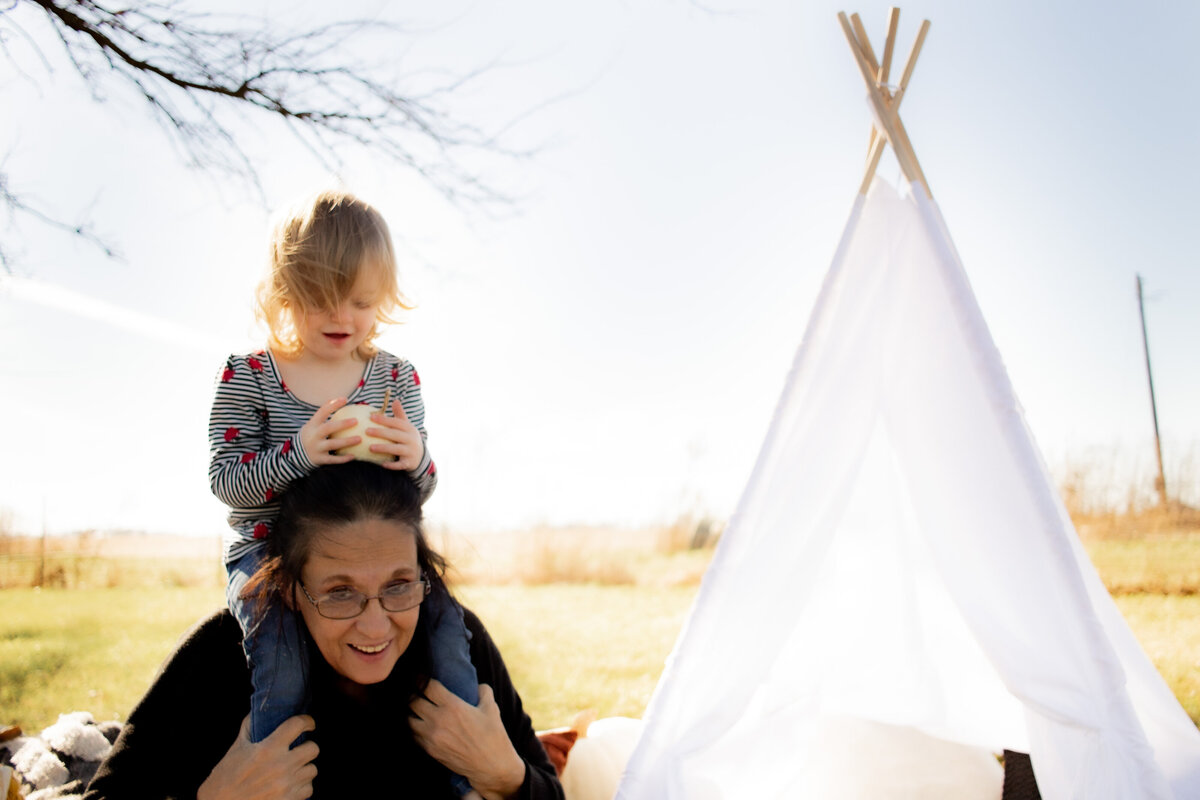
207, 355, 317, 509
398, 360, 437, 502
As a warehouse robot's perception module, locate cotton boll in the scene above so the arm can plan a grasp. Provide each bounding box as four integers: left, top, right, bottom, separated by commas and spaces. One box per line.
41, 714, 112, 762
9, 739, 69, 791
28, 784, 85, 800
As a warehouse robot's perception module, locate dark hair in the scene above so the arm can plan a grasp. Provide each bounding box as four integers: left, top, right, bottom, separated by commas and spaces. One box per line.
245, 462, 447, 610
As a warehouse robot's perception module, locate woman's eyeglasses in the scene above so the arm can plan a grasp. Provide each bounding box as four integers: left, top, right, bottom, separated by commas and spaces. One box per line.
299, 578, 431, 619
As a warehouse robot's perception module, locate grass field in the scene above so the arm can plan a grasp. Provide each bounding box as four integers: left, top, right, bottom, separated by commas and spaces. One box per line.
0, 583, 694, 733
0, 587, 225, 729
2, 523, 1198, 735
459, 584, 698, 727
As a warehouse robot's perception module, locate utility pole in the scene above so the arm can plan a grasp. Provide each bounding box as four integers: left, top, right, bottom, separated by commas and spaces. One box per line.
1136, 275, 1168, 508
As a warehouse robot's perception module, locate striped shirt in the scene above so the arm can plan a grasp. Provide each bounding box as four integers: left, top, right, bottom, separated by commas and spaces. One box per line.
208, 348, 436, 565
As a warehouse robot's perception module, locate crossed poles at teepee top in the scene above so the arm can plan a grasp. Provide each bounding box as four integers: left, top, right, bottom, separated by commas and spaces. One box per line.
839, 8, 932, 198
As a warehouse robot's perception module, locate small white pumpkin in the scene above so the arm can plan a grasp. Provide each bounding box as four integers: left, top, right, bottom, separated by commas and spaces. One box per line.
329, 404, 396, 464
559, 714, 644, 800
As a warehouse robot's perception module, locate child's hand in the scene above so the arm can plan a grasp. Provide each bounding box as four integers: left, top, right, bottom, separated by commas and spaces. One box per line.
366, 399, 427, 472
298, 398, 360, 466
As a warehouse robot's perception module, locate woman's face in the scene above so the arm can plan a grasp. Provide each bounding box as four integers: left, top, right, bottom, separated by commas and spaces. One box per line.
296, 517, 422, 686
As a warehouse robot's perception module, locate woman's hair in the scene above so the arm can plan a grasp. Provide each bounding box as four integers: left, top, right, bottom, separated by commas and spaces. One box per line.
255, 190, 413, 359
247, 462, 447, 610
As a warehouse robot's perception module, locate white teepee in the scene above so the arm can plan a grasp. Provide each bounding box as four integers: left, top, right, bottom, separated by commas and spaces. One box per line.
616, 10, 1200, 800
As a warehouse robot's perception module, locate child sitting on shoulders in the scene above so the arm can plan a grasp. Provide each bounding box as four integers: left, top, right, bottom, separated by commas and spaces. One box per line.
208, 190, 478, 796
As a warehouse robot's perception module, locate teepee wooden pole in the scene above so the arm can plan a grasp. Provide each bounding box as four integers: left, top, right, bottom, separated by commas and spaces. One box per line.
860, 15, 929, 194
879, 107, 930, 196
894, 18, 930, 106
841, 13, 885, 180
850, 14, 880, 73
865, 9, 900, 166
849, 8, 893, 176
839, 10, 932, 198
879, 8, 900, 86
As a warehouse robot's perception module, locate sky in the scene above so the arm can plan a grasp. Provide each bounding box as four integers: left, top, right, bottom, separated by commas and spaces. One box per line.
1, 0, 1196, 538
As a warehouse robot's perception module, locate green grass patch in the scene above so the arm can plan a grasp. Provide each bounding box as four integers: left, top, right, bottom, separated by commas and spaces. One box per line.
3, 577, 1197, 738
457, 584, 698, 730
1, 587, 225, 730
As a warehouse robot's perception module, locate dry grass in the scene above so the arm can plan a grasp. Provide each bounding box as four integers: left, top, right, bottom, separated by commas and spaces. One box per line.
1055, 443, 1199, 519
0, 518, 721, 591
0, 532, 223, 590
1114, 594, 1200, 725
1085, 533, 1200, 596
431, 519, 719, 587
1068, 501, 1200, 596
1073, 503, 1200, 541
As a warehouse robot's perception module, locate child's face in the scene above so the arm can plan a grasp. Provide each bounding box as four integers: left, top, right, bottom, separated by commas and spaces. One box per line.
293, 267, 384, 362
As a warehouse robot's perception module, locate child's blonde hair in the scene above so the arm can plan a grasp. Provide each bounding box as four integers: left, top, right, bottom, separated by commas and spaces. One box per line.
256, 190, 412, 359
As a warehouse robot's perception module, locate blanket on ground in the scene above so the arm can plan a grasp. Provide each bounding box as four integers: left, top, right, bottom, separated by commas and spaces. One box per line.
1, 713, 119, 799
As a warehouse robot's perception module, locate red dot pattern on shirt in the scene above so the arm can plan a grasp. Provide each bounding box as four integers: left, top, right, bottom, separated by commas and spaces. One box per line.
281, 440, 292, 455
240, 452, 256, 464
391, 368, 399, 380
223, 427, 239, 442
428, 462, 436, 476
412, 370, 421, 386
264, 487, 274, 502
221, 367, 235, 382
253, 523, 269, 539
247, 357, 264, 372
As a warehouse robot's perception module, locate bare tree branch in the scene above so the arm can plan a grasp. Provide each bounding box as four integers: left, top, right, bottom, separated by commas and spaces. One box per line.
1, 0, 527, 267
0, 169, 120, 274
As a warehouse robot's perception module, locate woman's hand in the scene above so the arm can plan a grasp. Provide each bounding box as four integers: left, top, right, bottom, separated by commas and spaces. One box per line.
298, 398, 359, 466
367, 400, 427, 472
409, 681, 526, 800
197, 715, 319, 800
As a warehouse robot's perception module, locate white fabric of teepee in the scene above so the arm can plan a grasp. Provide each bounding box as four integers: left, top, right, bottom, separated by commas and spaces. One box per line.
616, 179, 1200, 800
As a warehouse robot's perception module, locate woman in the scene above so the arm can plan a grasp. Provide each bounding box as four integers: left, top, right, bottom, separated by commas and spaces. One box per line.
84, 463, 563, 800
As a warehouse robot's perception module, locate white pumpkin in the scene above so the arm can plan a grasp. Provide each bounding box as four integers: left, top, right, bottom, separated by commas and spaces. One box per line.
329, 404, 396, 464
559, 716, 644, 800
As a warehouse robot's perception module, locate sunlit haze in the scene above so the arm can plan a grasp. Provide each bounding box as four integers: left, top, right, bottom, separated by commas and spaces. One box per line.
1, 0, 1196, 537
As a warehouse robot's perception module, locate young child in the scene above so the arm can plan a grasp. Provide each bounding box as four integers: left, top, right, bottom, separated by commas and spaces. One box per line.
207, 190, 478, 793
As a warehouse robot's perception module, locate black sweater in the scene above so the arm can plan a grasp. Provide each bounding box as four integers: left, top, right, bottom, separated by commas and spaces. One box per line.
84, 608, 563, 800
